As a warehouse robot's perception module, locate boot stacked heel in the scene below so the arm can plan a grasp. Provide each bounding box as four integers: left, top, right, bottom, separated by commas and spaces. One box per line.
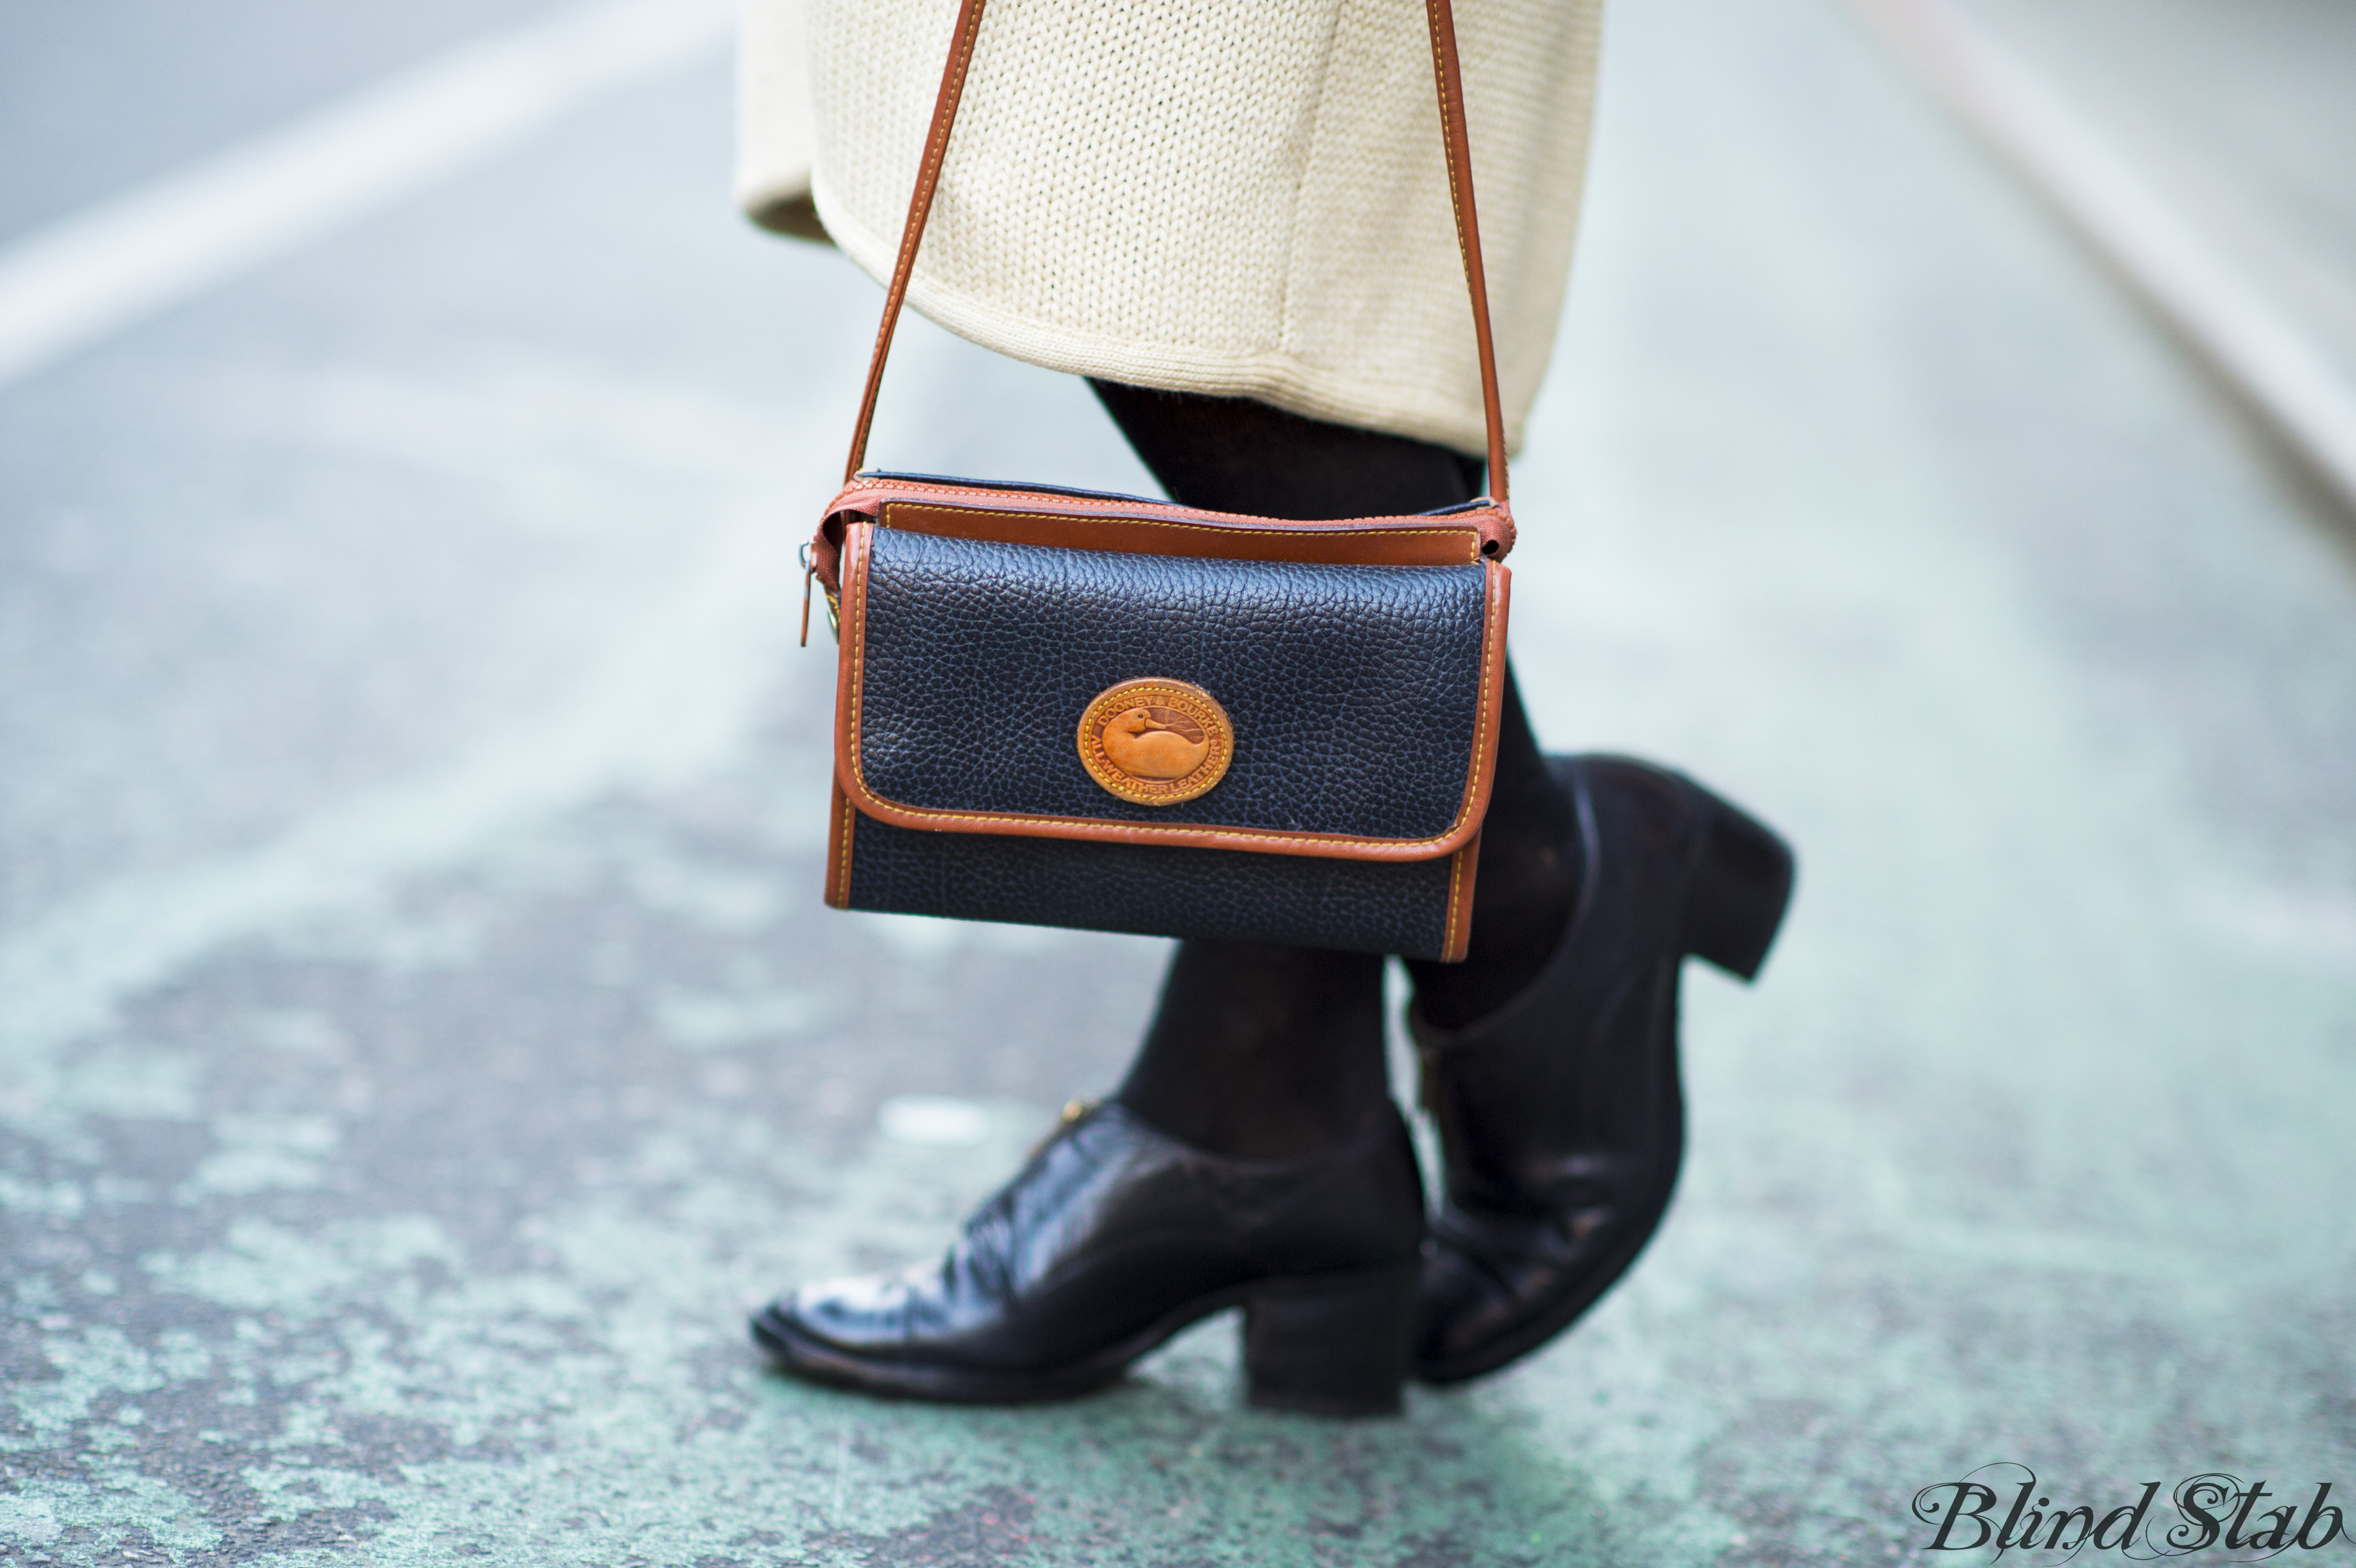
1242, 1265, 1416, 1416
1678, 787, 1796, 981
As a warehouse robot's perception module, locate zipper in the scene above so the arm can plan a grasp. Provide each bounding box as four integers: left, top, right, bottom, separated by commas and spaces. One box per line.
854, 469, 1501, 520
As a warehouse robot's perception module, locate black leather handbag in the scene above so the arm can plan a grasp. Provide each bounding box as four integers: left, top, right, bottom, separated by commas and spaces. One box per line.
804, 0, 1516, 962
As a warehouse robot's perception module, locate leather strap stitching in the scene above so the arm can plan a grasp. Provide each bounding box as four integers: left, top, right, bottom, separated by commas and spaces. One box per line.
1424, 0, 1509, 500
842, 0, 990, 482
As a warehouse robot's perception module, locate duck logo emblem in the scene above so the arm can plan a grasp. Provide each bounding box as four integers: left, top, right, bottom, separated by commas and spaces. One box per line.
1077, 678, 1234, 806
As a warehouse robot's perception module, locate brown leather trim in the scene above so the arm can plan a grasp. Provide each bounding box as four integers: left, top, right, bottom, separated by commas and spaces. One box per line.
808, 514, 844, 596
808, 478, 1513, 589
824, 776, 856, 908
1426, 0, 1508, 502
832, 525, 1512, 863
884, 501, 1483, 567
826, 525, 876, 897
1438, 832, 1480, 962
840, 0, 988, 482
838, 477, 1495, 532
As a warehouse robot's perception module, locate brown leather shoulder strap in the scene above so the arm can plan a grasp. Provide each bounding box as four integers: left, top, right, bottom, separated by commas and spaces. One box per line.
840, 0, 990, 486
1421, 0, 1509, 500
841, 0, 1511, 503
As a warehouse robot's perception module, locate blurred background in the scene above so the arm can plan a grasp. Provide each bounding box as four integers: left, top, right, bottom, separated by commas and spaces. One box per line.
2, 0, 2352, 1564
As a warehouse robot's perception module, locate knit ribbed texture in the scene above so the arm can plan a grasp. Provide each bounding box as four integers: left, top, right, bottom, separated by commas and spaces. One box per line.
737, 0, 1603, 456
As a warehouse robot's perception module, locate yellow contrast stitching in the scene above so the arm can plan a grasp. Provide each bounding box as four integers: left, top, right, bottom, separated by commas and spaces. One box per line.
1428, 4, 1476, 302
1442, 841, 1467, 956
832, 784, 856, 904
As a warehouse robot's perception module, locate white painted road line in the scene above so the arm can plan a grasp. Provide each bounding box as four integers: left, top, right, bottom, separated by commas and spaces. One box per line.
0, 0, 731, 388
1850, 0, 2356, 513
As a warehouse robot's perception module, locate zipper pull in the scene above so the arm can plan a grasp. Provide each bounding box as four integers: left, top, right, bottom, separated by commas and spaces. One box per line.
798, 543, 818, 647
798, 542, 841, 647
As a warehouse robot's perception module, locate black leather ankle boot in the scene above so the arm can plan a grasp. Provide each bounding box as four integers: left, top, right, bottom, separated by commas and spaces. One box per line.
753, 1101, 1427, 1414
1410, 755, 1795, 1383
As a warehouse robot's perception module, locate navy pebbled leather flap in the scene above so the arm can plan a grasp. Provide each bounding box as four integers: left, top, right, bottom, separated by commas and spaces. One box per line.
835, 526, 1507, 861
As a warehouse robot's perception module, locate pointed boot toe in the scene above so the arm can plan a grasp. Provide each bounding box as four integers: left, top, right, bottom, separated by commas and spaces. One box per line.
1412, 755, 1794, 1384
753, 1267, 926, 1367
752, 1102, 1425, 1414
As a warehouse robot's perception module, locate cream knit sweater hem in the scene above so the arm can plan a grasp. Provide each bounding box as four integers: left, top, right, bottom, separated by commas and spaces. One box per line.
747, 0, 1605, 459
815, 171, 1517, 458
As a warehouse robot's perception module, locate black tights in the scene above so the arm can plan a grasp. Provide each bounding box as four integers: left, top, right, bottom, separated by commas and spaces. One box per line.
1091, 382, 1584, 1159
